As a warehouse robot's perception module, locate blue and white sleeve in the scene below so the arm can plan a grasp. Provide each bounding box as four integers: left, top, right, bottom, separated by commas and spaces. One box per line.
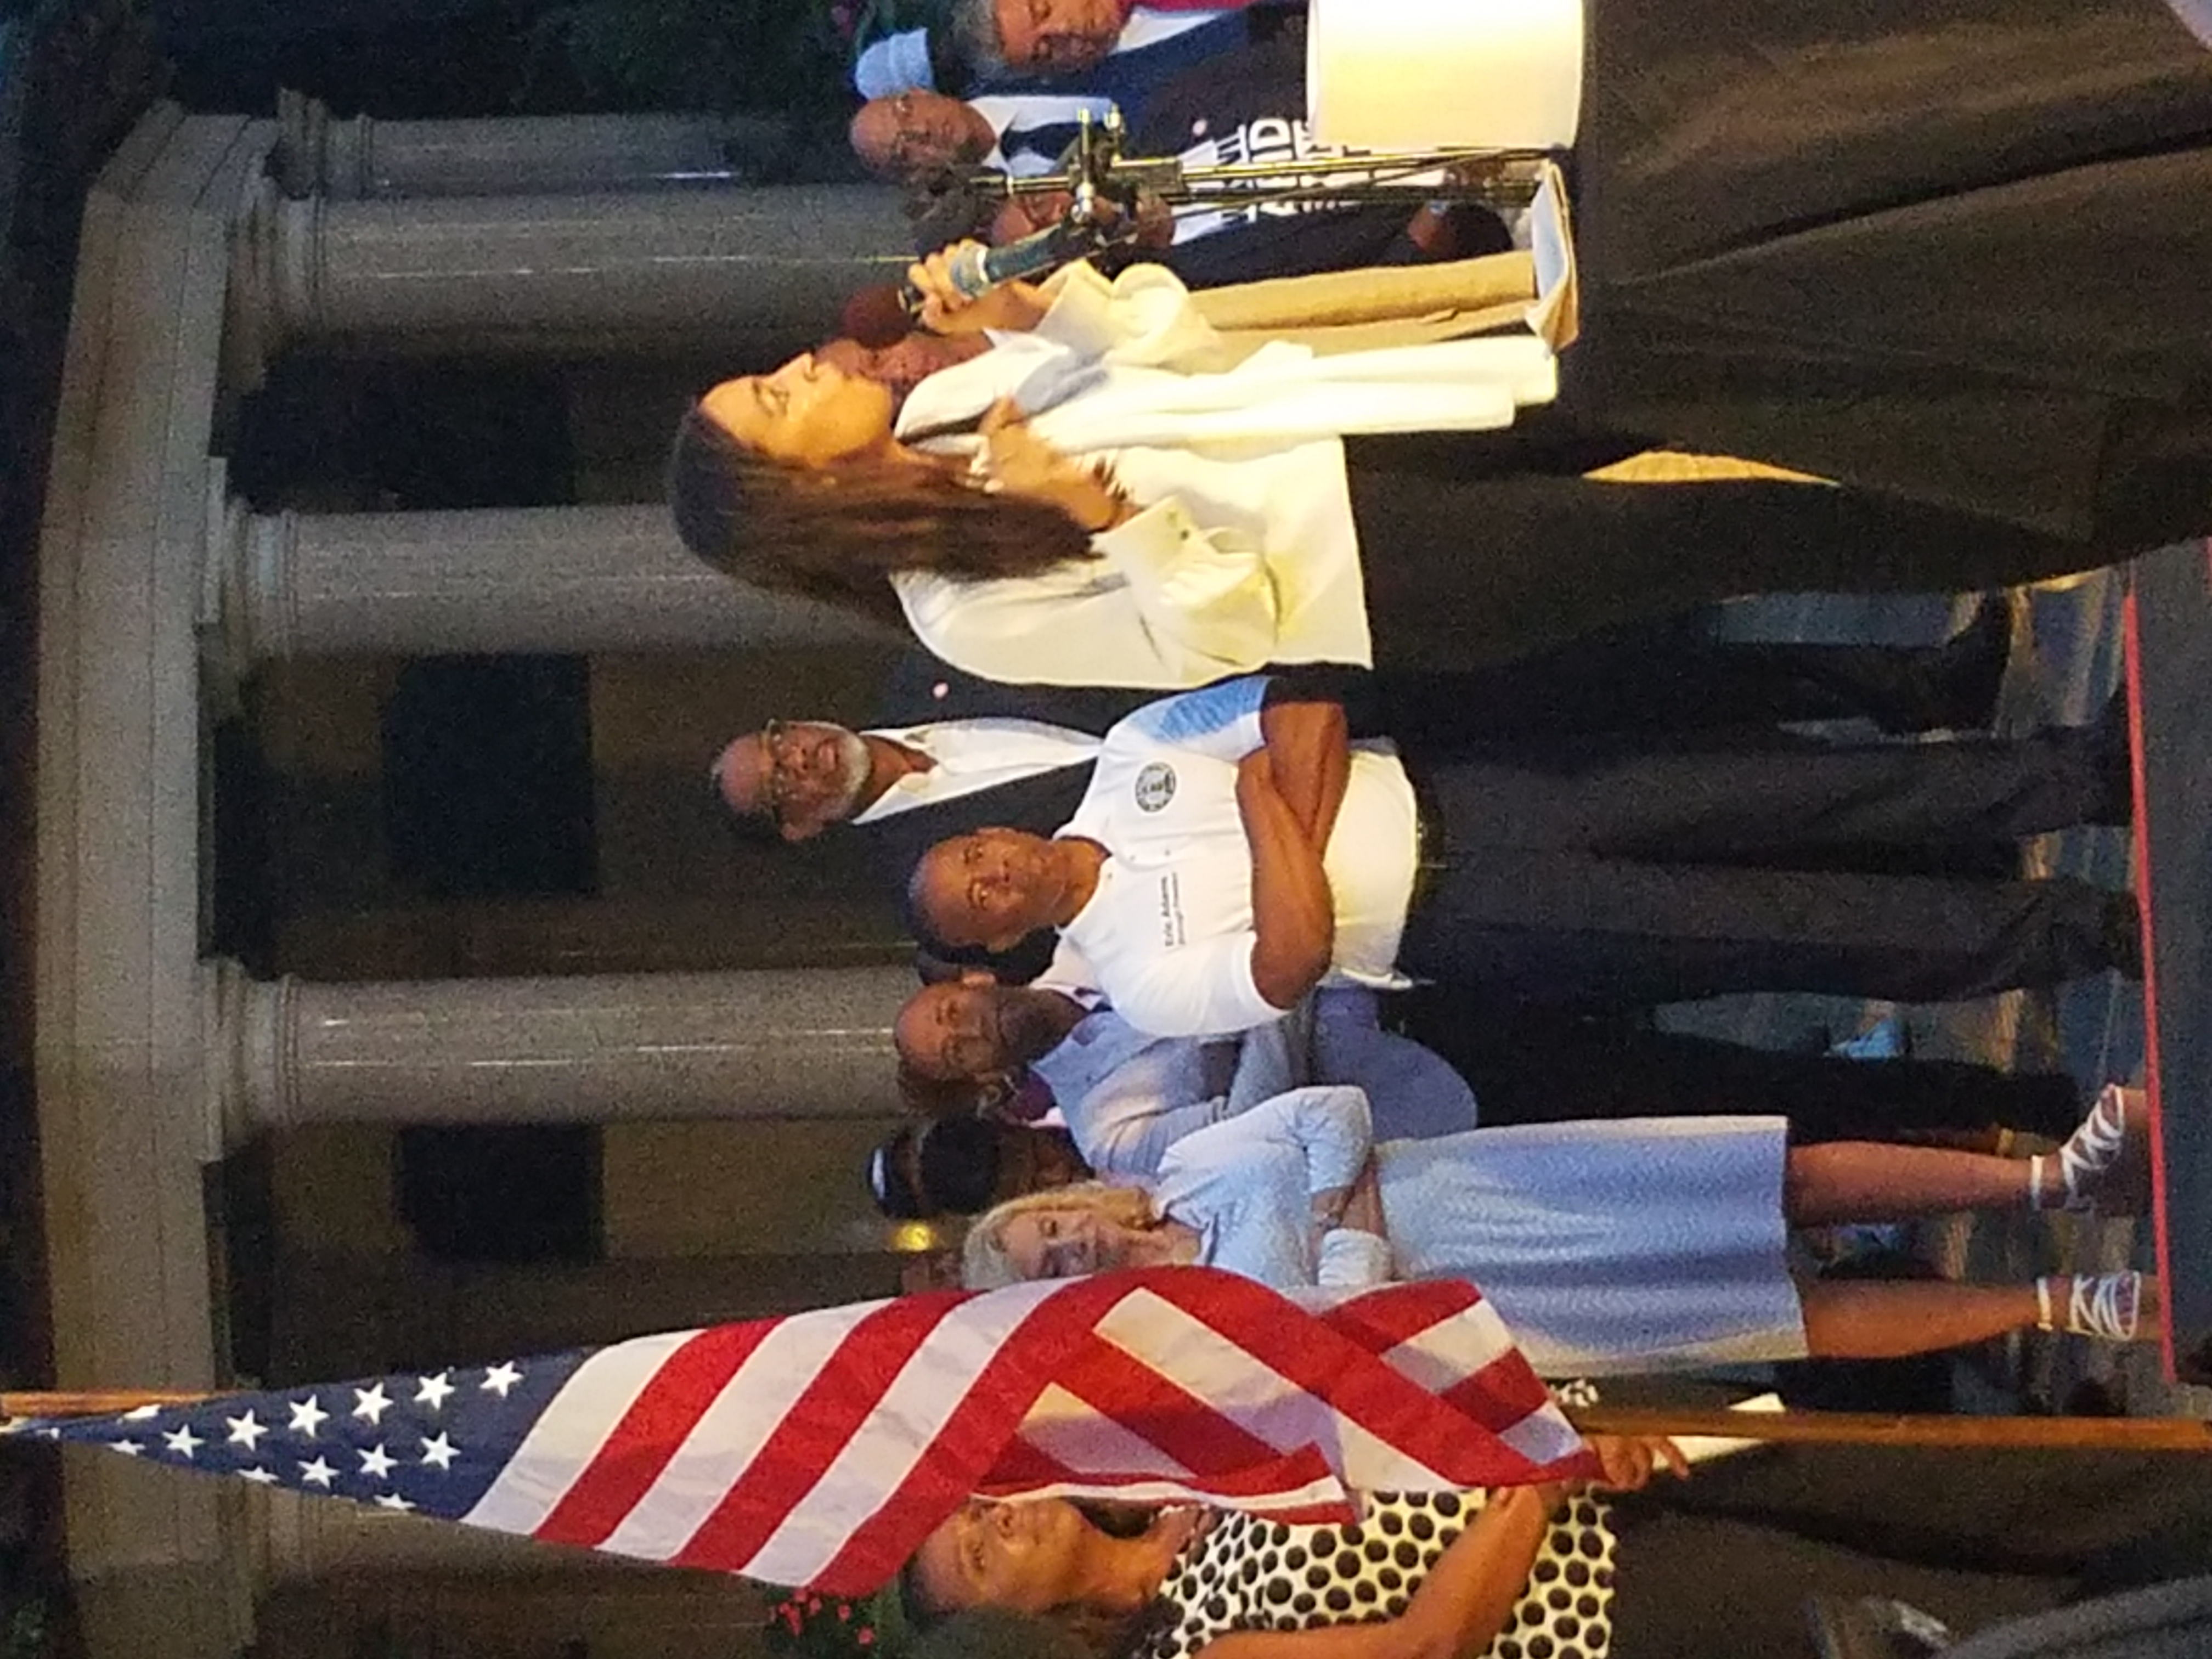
1111, 675, 1272, 764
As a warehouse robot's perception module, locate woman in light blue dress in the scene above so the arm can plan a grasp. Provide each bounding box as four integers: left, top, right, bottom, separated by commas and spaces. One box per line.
961, 1085, 2154, 1375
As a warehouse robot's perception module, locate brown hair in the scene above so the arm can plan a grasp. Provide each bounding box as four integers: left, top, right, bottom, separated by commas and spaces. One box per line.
666, 402, 1096, 628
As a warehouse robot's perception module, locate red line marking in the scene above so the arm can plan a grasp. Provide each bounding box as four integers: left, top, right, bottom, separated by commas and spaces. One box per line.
2122, 585, 2176, 1379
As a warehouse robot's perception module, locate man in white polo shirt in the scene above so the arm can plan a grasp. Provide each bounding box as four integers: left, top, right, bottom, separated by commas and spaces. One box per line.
907, 674, 2138, 1036
1018, 675, 1417, 1037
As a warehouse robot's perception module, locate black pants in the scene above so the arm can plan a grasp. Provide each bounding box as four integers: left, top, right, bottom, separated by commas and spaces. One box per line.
1342, 434, 2110, 670
1609, 1442, 2212, 1657
1374, 600, 2004, 751
1398, 999, 2086, 1142
1393, 726, 2131, 1010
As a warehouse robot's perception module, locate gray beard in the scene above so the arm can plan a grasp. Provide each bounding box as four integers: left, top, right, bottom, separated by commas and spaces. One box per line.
826, 729, 874, 820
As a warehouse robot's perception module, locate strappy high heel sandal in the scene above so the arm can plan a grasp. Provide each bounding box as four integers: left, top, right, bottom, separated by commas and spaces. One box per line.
2029, 1084, 2149, 1215
2035, 1272, 2152, 1341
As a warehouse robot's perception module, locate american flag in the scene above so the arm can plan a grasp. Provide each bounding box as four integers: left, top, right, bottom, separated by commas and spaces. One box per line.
3, 1266, 1585, 1593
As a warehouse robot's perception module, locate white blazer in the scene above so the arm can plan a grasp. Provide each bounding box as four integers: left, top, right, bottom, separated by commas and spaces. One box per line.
890, 259, 1558, 689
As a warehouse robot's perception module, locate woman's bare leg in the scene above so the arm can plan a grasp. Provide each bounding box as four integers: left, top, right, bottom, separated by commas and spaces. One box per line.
1783, 1141, 2031, 1224
1798, 1280, 2038, 1357
1797, 1276, 2162, 1357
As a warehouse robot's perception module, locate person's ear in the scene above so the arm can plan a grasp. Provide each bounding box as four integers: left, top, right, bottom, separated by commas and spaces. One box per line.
958, 968, 998, 987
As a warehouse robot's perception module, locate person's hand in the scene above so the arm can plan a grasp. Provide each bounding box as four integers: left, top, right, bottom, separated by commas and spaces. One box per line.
1235, 747, 1278, 801
1149, 1505, 1207, 1550
907, 241, 1052, 334
977, 397, 1129, 531
1127, 187, 1175, 249
1312, 1161, 1385, 1254
990, 191, 1070, 245
1338, 1160, 1386, 1236
1310, 1183, 1351, 1240
1580, 1434, 1690, 1494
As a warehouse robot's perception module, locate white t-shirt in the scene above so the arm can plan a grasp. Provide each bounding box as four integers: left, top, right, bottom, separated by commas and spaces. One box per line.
850, 719, 1101, 824
1056, 676, 1419, 1039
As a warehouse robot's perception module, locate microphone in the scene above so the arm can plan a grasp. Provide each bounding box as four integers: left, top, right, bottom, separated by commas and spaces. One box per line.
840, 218, 1103, 349
934, 219, 1098, 298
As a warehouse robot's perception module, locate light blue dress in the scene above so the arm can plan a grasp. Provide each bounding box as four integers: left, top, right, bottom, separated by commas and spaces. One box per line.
1150, 1085, 1807, 1376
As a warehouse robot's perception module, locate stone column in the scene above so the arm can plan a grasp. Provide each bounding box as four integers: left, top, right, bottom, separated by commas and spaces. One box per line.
203, 960, 912, 1148
266, 1250, 905, 1379
269, 896, 910, 983
229, 174, 908, 370
275, 91, 785, 200
199, 460, 890, 674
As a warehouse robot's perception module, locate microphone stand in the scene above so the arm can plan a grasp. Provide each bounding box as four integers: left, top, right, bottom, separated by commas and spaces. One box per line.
975, 107, 1552, 240
855, 111, 1554, 347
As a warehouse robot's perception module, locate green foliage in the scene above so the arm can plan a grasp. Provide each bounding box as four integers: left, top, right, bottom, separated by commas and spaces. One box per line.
527, 0, 853, 116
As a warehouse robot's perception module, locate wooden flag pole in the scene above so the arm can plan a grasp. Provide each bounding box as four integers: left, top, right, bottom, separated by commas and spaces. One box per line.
1569, 1405, 2212, 1453
6, 1391, 2210, 1452
3, 1389, 210, 1419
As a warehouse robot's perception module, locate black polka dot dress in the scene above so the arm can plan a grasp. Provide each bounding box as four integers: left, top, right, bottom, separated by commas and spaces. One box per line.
1136, 1491, 1617, 1659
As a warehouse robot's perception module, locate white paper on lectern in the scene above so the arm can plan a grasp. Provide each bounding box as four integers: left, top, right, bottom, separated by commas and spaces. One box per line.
1308, 0, 1584, 151
1526, 160, 1577, 351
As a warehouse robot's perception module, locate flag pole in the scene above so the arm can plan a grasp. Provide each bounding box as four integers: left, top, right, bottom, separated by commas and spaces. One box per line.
1569, 1405, 2212, 1453
3, 1390, 210, 1419
7, 1391, 2210, 1452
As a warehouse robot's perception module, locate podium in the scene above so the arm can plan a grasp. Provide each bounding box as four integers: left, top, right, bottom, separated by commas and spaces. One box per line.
2125, 539, 2212, 1381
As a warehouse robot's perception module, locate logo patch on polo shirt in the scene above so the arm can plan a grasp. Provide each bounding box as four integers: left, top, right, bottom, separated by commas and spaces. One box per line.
1133, 761, 1177, 812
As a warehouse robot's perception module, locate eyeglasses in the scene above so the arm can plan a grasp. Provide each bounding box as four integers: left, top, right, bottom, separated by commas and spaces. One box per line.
886, 92, 924, 174
755, 718, 806, 821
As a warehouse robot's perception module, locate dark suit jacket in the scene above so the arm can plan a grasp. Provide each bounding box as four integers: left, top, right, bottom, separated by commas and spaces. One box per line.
873, 651, 1157, 735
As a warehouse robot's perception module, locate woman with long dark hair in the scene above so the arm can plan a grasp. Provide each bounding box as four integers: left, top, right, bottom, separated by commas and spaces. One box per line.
668, 253, 2113, 690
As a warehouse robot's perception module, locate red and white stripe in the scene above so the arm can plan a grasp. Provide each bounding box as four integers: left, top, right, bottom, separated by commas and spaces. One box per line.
462, 1267, 1587, 1594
